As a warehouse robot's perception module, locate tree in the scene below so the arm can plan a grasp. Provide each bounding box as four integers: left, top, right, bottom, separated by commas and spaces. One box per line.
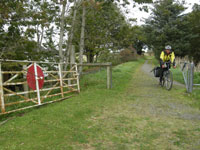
59, 0, 67, 63
79, 0, 86, 73
143, 0, 187, 59
71, 0, 131, 63
0, 0, 153, 64
0, 0, 61, 62
187, 4, 200, 65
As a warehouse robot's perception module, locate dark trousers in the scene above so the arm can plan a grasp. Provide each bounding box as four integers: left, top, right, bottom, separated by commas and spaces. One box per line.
160, 62, 171, 82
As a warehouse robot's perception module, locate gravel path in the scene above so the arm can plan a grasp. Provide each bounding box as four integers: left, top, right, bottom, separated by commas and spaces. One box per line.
78, 61, 200, 149
141, 60, 185, 87
129, 62, 200, 121
96, 62, 200, 149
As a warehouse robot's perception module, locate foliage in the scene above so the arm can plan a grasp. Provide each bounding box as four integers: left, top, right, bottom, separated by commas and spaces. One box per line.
72, 1, 129, 63
120, 48, 136, 62
71, 0, 150, 63
0, 0, 61, 63
143, 0, 186, 60
143, 1, 200, 65
0, 0, 154, 64
98, 51, 122, 66
186, 4, 200, 65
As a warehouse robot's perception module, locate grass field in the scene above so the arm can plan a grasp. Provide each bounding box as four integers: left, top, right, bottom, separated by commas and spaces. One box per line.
0, 58, 200, 150
0, 59, 144, 149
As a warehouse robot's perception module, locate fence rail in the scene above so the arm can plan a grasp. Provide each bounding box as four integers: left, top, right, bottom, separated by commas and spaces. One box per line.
176, 57, 200, 72
78, 63, 112, 89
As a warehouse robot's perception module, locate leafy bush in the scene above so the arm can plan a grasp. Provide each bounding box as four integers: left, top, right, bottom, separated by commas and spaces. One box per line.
98, 51, 121, 66
119, 49, 137, 63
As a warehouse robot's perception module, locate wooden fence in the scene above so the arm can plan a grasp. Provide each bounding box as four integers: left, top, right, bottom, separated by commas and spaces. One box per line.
0, 60, 80, 115
176, 57, 200, 72
78, 62, 112, 89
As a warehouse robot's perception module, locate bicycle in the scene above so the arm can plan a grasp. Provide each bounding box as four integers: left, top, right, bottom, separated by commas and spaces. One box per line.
160, 61, 173, 90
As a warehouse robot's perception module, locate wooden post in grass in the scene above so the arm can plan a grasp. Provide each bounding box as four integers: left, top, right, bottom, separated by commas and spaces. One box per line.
59, 63, 64, 98
23, 65, 29, 98
0, 62, 5, 113
77, 62, 112, 89
107, 63, 112, 89
34, 62, 41, 105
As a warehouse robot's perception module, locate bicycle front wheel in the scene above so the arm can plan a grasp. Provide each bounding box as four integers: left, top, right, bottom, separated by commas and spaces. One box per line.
164, 70, 173, 90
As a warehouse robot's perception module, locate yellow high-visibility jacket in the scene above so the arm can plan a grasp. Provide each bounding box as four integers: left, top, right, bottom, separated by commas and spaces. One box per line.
160, 50, 175, 65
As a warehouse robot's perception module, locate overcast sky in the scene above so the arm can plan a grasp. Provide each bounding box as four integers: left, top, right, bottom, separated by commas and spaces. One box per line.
121, 0, 200, 25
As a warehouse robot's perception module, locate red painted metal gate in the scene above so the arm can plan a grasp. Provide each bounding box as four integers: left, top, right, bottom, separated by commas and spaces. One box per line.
0, 60, 80, 115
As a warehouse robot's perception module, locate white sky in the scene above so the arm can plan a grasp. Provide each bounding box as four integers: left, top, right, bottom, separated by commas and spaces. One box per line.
121, 0, 200, 25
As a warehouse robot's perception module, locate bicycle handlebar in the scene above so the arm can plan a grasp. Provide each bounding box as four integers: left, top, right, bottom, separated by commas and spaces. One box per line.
163, 61, 171, 69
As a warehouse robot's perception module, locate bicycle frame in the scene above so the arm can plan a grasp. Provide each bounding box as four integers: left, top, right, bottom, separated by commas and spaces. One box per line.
161, 61, 173, 90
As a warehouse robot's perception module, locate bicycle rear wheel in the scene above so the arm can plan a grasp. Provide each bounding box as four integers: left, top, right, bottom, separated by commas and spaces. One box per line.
164, 70, 173, 90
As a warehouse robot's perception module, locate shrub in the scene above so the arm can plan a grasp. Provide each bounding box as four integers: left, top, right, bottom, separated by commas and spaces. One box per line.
119, 49, 137, 63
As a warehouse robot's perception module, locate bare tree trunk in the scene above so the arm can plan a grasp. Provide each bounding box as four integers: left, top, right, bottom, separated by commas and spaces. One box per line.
59, 0, 67, 63
95, 53, 98, 63
79, 2, 86, 73
40, 26, 44, 48
36, 25, 40, 52
65, 0, 79, 64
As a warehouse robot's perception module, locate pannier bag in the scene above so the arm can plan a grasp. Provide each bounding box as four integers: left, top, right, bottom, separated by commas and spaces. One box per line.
153, 67, 161, 77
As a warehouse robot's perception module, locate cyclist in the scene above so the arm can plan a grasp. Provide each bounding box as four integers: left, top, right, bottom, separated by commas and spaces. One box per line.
159, 45, 176, 84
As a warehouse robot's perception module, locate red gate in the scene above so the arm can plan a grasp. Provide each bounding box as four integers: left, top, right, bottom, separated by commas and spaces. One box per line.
0, 60, 80, 115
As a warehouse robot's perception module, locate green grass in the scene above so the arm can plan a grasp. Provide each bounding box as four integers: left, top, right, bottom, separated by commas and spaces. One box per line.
1, 58, 200, 150
0, 59, 145, 150
171, 68, 185, 84
194, 72, 200, 84
170, 67, 200, 86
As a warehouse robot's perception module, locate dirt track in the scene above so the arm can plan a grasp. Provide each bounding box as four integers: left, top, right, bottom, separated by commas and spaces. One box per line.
84, 61, 200, 149
138, 60, 200, 121
141, 60, 185, 87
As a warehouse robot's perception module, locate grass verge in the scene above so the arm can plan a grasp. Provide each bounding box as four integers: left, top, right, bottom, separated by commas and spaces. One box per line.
0, 59, 145, 150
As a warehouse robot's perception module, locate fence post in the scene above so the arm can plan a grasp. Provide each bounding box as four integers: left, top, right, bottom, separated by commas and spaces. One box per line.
34, 62, 41, 105
188, 62, 194, 93
75, 64, 80, 93
107, 63, 112, 89
0, 62, 5, 113
59, 63, 64, 98
23, 65, 29, 98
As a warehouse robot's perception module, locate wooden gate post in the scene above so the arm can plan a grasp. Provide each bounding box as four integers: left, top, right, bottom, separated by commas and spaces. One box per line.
0, 62, 5, 113
34, 62, 41, 105
59, 63, 64, 98
23, 65, 29, 98
107, 63, 112, 89
75, 64, 80, 93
